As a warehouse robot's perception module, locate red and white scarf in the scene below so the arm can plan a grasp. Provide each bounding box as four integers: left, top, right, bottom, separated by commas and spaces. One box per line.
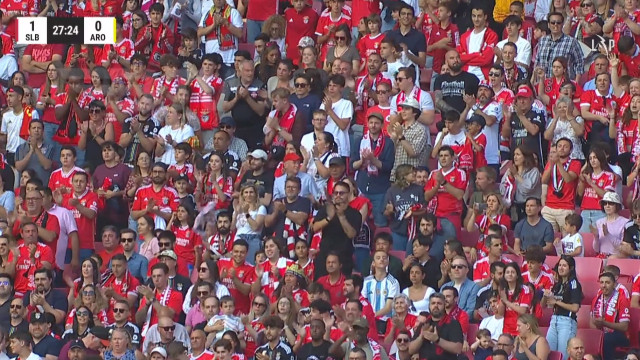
359, 132, 385, 175
356, 73, 384, 110
272, 104, 298, 148
500, 174, 516, 208
351, 339, 383, 360
395, 86, 422, 108
282, 217, 307, 258
407, 203, 426, 241
202, 4, 235, 50
208, 232, 236, 257
142, 286, 172, 336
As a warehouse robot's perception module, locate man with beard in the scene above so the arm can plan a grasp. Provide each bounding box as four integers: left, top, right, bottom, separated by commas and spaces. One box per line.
91, 142, 132, 231
441, 287, 469, 345
416, 213, 456, 262
15, 120, 56, 185
65, 340, 86, 360
216, 239, 255, 314
297, 319, 332, 360
236, 150, 272, 207
434, 50, 480, 113
142, 316, 190, 355
106, 300, 142, 351
206, 212, 236, 259
119, 94, 160, 166
135, 263, 184, 333
22, 269, 67, 325
7, 298, 28, 336
338, 276, 377, 339
29, 312, 61, 360
14, 222, 55, 297
264, 176, 311, 250
103, 254, 141, 321
131, 162, 178, 226
408, 293, 463, 360
205, 130, 240, 180
0, 273, 13, 326
503, 87, 546, 167
57, 171, 98, 262
330, 318, 389, 360
354, 53, 389, 132
460, 81, 502, 174
254, 316, 294, 360
473, 261, 505, 322
12, 190, 59, 257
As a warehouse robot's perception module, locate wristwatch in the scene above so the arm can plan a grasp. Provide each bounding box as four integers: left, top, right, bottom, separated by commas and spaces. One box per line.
399, 136, 406, 141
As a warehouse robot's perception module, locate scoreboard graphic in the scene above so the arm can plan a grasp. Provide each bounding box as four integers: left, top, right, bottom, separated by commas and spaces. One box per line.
17, 17, 116, 45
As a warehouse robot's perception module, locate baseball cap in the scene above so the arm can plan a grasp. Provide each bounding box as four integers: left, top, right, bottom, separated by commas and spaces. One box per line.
329, 157, 346, 167
88, 326, 111, 347
219, 117, 236, 127
515, 87, 534, 98
174, 174, 190, 183
467, 114, 486, 127
283, 153, 302, 163
298, 36, 315, 48
29, 312, 47, 324
158, 250, 178, 261
69, 339, 86, 350
399, 97, 420, 110
150, 347, 168, 358
247, 149, 268, 161
368, 112, 384, 122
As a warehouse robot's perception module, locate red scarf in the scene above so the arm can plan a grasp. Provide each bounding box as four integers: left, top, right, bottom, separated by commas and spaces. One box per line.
19, 105, 35, 140
350, 339, 383, 360
356, 73, 384, 111
395, 86, 422, 107
273, 104, 298, 148
282, 217, 307, 258
359, 132, 385, 175
203, 4, 235, 50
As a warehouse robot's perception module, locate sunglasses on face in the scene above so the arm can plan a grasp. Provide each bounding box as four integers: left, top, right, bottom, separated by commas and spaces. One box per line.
376, 90, 388, 94
488, 72, 501, 77
83, 291, 95, 296
160, 326, 176, 331
76, 310, 89, 316
199, 267, 208, 272
294, 83, 308, 88
159, 242, 171, 247
197, 291, 210, 296
113, 308, 127, 314
219, 125, 233, 129
632, 213, 640, 219
396, 77, 407, 82
396, 338, 410, 343
602, 201, 617, 206
253, 301, 266, 307
549, 20, 563, 25
89, 109, 103, 114
335, 36, 346, 40
451, 264, 467, 269
10, 304, 22, 309
581, 2, 593, 6
121, 238, 135, 243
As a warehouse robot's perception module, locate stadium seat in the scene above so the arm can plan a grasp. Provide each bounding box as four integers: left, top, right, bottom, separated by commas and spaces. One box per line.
576, 306, 592, 328
503, 253, 523, 266
374, 227, 391, 237
544, 255, 560, 270
389, 250, 405, 261
580, 232, 597, 257
548, 350, 563, 360
238, 42, 255, 55
467, 323, 478, 344
620, 209, 631, 219
613, 307, 640, 355
460, 229, 479, 248
506, 230, 515, 249
540, 307, 553, 327
580, 281, 600, 306
574, 255, 602, 281
576, 328, 603, 356
605, 258, 640, 280
623, 185, 633, 208
539, 326, 549, 336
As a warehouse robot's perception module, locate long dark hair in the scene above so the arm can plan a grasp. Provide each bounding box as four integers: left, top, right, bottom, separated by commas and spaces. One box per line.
515, 145, 537, 171
71, 306, 96, 338
551, 255, 583, 302
584, 148, 613, 174
258, 43, 281, 82
500, 262, 524, 300
622, 94, 640, 126
130, 9, 148, 40
76, 258, 100, 294
552, 56, 570, 83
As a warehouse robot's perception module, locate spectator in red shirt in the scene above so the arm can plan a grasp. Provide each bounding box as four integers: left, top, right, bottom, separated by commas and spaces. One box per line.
14, 222, 55, 296
499, 262, 533, 336
383, 294, 417, 346
316, 253, 346, 306
591, 271, 631, 360
97, 226, 124, 273
59, 172, 98, 257
284, 0, 319, 63
135, 263, 184, 332
131, 162, 179, 227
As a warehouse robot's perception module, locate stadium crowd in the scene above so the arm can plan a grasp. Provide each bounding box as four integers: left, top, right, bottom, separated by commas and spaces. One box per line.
3, 0, 640, 359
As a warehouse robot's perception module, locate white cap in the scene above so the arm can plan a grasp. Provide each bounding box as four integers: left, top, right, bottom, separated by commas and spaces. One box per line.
150, 347, 167, 358
248, 149, 268, 160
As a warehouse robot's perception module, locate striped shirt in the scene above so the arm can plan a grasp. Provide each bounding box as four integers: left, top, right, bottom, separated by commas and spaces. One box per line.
362, 273, 400, 320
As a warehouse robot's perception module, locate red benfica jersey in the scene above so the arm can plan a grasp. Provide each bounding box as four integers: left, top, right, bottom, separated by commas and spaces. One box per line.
366, 106, 392, 135
358, 33, 384, 59
139, 287, 184, 324
503, 285, 533, 335
48, 166, 84, 193
168, 163, 196, 187
170, 224, 201, 265
316, 273, 346, 306
543, 78, 583, 113
617, 118, 638, 154
384, 313, 417, 339
284, 6, 319, 62
244, 318, 264, 357
151, 76, 186, 107
429, 23, 460, 74
291, 288, 310, 307
1, 0, 38, 38
340, 296, 378, 338
298, 259, 315, 282
190, 75, 223, 130
64, 46, 104, 84
315, 13, 352, 61
472, 133, 488, 170
14, 242, 55, 294
191, 351, 214, 360
101, 39, 135, 80
632, 274, 640, 298
259, 257, 294, 299
106, 97, 135, 142
103, 272, 140, 323
352, 0, 380, 26
132, 184, 179, 220
425, 166, 468, 216
129, 76, 154, 100
612, 10, 640, 44
522, 271, 555, 291
544, 159, 582, 210
620, 47, 640, 77
418, 9, 438, 45
581, 171, 616, 210
473, 255, 510, 282
62, 189, 99, 250
1, 33, 14, 58
580, 90, 618, 134
591, 289, 631, 333
12, 214, 60, 268
217, 257, 255, 314
83, 0, 122, 16
246, 0, 278, 21
300, 324, 343, 343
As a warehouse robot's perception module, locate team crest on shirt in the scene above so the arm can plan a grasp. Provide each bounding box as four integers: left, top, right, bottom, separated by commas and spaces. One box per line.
545, 84, 552, 93
22, 3, 27, 8
450, 176, 455, 181
162, 197, 168, 205
238, 271, 244, 278
154, 53, 161, 62
35, 251, 40, 259
120, 48, 126, 54
303, 16, 309, 24
81, 200, 86, 206
177, 283, 183, 291
276, 353, 281, 360
186, 230, 191, 237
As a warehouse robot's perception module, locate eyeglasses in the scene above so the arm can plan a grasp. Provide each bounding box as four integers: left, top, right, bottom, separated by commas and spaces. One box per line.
158, 242, 171, 247
83, 291, 95, 296
10, 304, 22, 309
602, 201, 617, 206
132, 61, 144, 66
294, 83, 308, 88
199, 267, 209, 272
132, 18, 142, 22
396, 77, 407, 82
160, 325, 176, 331
376, 90, 388, 94
197, 291, 210, 296
549, 20, 563, 25
0, 243, 7, 247
121, 238, 135, 243
581, 2, 593, 6
0, 280, 9, 286
113, 308, 127, 314
488, 72, 501, 77
451, 264, 467, 269
89, 109, 103, 114
333, 190, 347, 196
76, 310, 89, 317
396, 338, 410, 343
253, 301, 266, 307
335, 36, 346, 40
26, 197, 42, 202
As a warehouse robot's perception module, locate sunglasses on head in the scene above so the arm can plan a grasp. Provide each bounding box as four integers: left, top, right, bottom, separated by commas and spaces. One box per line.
253, 301, 266, 307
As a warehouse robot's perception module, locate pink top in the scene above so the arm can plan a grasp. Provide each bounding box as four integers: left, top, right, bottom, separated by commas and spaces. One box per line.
139, 237, 160, 261
594, 216, 629, 255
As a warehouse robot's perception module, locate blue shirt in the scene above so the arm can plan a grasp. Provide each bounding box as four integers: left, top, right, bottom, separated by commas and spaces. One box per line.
442, 278, 480, 318
352, 135, 395, 194
273, 172, 320, 201
125, 252, 149, 283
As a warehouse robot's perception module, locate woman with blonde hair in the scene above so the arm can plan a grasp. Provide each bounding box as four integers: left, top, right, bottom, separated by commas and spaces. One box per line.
544, 96, 585, 161
514, 313, 551, 360
36, 61, 66, 140
465, 191, 511, 260
273, 294, 302, 346
383, 164, 426, 251
154, 102, 195, 165
262, 15, 286, 56
232, 183, 267, 263
71, 284, 109, 326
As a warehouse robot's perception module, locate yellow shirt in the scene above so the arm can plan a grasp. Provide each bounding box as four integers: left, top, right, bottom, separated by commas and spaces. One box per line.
494, 0, 512, 23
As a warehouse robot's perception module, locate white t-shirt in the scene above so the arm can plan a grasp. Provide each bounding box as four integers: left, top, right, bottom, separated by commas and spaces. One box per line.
1, 109, 37, 153
320, 99, 353, 157
466, 101, 502, 165
0, 55, 18, 83
235, 205, 267, 235
561, 232, 584, 257
467, 28, 487, 81
155, 125, 195, 165
479, 316, 504, 341
496, 37, 532, 66
199, 7, 243, 65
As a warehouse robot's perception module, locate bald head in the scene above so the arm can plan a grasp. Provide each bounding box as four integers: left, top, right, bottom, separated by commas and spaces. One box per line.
567, 337, 585, 360
445, 50, 462, 72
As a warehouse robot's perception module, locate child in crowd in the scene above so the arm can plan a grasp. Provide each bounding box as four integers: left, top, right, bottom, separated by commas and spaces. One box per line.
205, 295, 244, 340
554, 213, 584, 256
471, 328, 494, 360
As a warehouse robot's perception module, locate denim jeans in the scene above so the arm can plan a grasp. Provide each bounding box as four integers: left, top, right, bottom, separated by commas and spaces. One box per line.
391, 231, 408, 252
238, 233, 262, 265
245, 20, 264, 43
546, 315, 577, 360
128, 216, 139, 234
580, 209, 605, 232
74, 146, 86, 168
366, 192, 387, 227
603, 330, 629, 360
354, 247, 370, 273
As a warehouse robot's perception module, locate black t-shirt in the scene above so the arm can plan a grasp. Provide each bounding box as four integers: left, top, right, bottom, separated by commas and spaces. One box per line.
509, 109, 546, 167
241, 170, 275, 199
413, 317, 464, 360
314, 205, 362, 278
297, 340, 332, 360
400, 257, 441, 290
121, 115, 161, 165
623, 221, 640, 254
434, 72, 480, 113
551, 278, 583, 319
0, 296, 11, 330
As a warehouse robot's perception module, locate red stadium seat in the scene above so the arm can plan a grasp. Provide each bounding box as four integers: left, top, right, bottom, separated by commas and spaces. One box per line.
623, 185, 633, 208
576, 306, 592, 328
539, 326, 549, 336
540, 307, 553, 327
375, 227, 391, 237
238, 42, 255, 55
579, 232, 597, 257
545, 255, 560, 270
506, 230, 515, 249
467, 323, 478, 344
460, 229, 480, 248
574, 256, 602, 281
548, 350, 563, 360
389, 250, 405, 261
613, 307, 640, 355
503, 253, 523, 266
580, 281, 600, 306
605, 258, 640, 280
576, 329, 603, 356
620, 209, 631, 219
